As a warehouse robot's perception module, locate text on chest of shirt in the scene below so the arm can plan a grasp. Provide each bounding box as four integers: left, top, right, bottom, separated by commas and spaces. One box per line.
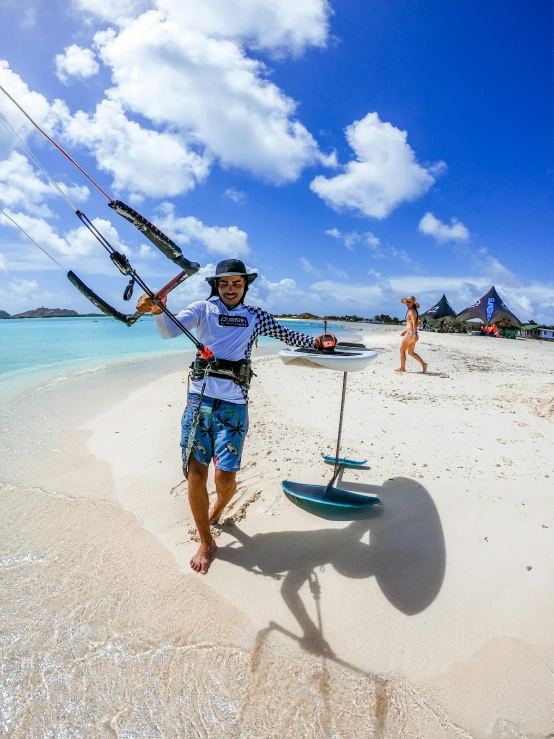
218, 314, 249, 327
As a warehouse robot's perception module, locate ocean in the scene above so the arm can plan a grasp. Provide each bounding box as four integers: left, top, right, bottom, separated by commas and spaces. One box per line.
0, 315, 334, 403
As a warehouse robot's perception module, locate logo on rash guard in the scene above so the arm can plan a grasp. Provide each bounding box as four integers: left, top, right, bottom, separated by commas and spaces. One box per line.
219, 315, 249, 327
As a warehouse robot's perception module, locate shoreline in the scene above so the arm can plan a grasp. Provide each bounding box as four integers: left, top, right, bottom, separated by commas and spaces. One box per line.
1, 328, 553, 736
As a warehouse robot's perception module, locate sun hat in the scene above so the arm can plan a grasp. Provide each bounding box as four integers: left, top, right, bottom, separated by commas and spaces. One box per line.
205, 259, 258, 286
401, 295, 420, 309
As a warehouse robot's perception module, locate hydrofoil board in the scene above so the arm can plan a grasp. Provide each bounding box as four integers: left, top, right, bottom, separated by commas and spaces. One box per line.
321, 453, 367, 467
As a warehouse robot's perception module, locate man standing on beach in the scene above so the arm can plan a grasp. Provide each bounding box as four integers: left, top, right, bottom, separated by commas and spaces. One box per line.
137, 259, 331, 574
395, 295, 428, 373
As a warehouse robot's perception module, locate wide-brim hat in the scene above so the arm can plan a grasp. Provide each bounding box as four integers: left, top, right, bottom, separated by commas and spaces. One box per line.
205, 259, 257, 285
401, 295, 420, 308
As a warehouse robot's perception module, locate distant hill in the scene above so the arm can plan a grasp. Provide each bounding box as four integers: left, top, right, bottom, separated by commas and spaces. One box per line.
0, 310, 10, 318
11, 308, 81, 319
274, 312, 323, 320
297, 312, 323, 320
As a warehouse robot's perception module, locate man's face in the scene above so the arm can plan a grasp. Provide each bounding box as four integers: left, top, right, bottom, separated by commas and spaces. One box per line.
217, 276, 246, 307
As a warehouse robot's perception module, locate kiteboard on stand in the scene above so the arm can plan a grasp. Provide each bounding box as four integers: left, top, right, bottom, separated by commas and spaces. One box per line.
279, 341, 380, 514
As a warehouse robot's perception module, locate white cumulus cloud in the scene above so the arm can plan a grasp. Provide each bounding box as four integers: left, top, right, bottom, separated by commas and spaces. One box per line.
55, 45, 100, 85
323, 225, 420, 270
92, 12, 327, 185
311, 112, 445, 219
3, 0, 334, 201
138, 244, 155, 258
247, 273, 316, 313
300, 256, 321, 276
223, 187, 247, 205
1, 210, 63, 250
325, 227, 381, 252
325, 228, 360, 251
0, 277, 65, 313
64, 217, 130, 258
166, 261, 324, 315
0, 61, 68, 144
156, 203, 250, 257
0, 209, 132, 275
157, 0, 331, 57
62, 99, 210, 198
0, 152, 58, 213
74, 0, 330, 55
418, 212, 470, 243
4, 277, 39, 295
72, 0, 151, 23
0, 151, 89, 214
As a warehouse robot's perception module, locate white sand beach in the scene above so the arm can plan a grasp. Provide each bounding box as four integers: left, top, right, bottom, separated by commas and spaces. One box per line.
1, 327, 553, 738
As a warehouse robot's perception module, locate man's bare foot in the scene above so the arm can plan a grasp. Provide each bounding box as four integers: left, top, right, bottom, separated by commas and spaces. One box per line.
190, 542, 217, 574
422, 363, 428, 373
209, 501, 225, 525
394, 368, 405, 373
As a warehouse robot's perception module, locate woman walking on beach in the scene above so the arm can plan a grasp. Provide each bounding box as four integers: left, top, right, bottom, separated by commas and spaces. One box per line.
395, 296, 428, 373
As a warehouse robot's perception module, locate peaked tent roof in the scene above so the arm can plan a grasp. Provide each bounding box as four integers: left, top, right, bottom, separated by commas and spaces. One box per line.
420, 294, 457, 321
456, 286, 522, 327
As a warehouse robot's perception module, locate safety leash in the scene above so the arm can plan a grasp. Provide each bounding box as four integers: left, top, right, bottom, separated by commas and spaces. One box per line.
182, 359, 214, 479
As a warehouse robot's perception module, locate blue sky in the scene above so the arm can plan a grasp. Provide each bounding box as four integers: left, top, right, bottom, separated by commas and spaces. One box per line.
0, 0, 552, 321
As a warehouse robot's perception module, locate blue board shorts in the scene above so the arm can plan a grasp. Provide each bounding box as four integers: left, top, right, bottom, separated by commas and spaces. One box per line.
181, 393, 249, 472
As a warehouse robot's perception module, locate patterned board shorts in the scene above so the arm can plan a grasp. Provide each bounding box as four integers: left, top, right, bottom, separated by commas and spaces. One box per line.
181, 393, 249, 473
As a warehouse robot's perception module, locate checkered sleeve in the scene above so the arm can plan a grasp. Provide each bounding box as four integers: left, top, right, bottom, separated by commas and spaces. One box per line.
245, 307, 316, 358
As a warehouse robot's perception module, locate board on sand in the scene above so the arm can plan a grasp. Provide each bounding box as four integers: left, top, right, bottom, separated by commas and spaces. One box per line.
321, 453, 367, 467
281, 480, 381, 521
278, 346, 377, 373
282, 480, 380, 509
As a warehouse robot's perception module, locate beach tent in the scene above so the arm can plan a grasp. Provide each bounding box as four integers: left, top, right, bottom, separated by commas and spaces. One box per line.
456, 286, 522, 327
419, 294, 457, 322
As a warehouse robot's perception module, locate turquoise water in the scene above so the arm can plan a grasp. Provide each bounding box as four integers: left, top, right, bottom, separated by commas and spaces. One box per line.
0, 315, 338, 403
0, 315, 194, 375
0, 316, 331, 376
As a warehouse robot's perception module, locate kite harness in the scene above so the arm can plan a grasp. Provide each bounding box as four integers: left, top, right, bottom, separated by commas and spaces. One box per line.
190, 357, 254, 388
183, 355, 254, 478
182, 358, 254, 478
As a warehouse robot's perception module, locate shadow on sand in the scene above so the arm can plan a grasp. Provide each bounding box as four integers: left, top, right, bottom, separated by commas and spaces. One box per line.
218, 476, 446, 664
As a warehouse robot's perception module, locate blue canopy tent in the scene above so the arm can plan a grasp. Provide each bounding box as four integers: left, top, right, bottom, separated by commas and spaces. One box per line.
419, 294, 457, 322
456, 286, 522, 327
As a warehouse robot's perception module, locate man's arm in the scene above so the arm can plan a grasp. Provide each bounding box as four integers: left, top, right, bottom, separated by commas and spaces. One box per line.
153, 305, 201, 339
136, 293, 202, 340
254, 311, 316, 348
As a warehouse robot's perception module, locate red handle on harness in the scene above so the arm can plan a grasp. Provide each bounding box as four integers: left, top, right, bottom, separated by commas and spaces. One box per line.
321, 333, 337, 350
198, 346, 214, 360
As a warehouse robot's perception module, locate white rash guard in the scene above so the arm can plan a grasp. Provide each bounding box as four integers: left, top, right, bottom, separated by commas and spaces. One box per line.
154, 297, 316, 403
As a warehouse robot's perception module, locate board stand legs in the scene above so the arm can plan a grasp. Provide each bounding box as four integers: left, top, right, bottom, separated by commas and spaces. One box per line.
320, 371, 367, 469
281, 368, 380, 511
334, 372, 348, 476
323, 372, 348, 495
324, 463, 345, 494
